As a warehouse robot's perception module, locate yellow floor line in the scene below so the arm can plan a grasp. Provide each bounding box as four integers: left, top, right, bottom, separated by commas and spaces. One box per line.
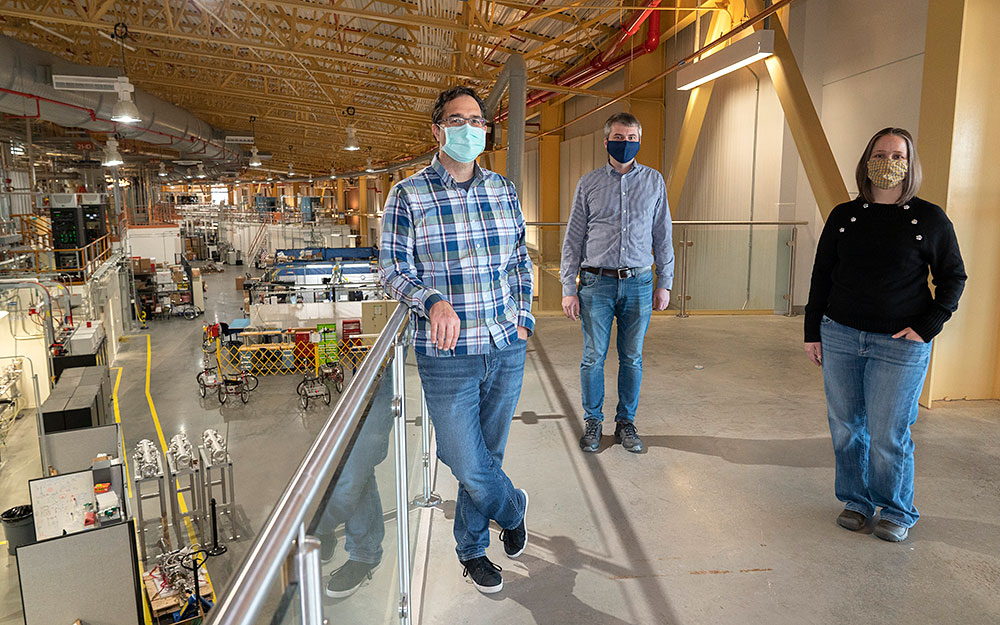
112, 367, 133, 501
144, 335, 218, 604
113, 365, 151, 625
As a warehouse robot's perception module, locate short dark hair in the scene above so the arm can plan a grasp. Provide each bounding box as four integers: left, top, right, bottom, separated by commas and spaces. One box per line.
855, 127, 922, 204
430, 86, 485, 124
604, 112, 642, 139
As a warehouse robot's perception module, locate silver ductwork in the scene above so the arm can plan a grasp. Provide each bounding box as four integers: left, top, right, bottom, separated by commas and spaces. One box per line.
0, 35, 238, 163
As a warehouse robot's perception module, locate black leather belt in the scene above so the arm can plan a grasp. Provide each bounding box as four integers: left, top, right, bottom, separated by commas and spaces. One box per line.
582, 267, 643, 279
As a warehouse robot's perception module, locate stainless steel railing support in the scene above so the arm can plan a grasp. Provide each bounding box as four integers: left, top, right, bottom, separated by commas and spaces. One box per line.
392, 338, 412, 625
296, 525, 325, 625
676, 226, 691, 318
413, 388, 442, 508
785, 226, 798, 317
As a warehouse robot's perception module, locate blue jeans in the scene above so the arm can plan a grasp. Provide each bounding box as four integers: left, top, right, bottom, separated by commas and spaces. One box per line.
820, 316, 932, 527
313, 371, 395, 565
577, 269, 653, 424
416, 340, 529, 561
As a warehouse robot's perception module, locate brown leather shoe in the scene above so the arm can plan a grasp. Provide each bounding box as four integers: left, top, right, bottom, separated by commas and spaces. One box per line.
873, 519, 909, 542
836, 509, 869, 531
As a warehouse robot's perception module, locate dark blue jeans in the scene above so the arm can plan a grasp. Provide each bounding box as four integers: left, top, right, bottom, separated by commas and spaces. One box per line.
820, 316, 932, 527
416, 339, 528, 561
577, 269, 653, 424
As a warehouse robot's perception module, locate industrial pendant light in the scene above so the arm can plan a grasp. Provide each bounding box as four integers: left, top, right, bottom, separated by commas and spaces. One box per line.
110, 23, 141, 123
197, 163, 207, 179
287, 145, 295, 176
158, 162, 168, 177
248, 116, 262, 166
343, 125, 361, 151
329, 165, 336, 179
365, 158, 375, 173
102, 138, 124, 167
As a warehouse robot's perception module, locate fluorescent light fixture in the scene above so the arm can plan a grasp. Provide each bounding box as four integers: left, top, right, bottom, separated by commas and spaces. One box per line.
676, 30, 774, 91
98, 29, 136, 51
102, 139, 124, 167
248, 146, 262, 167
30, 20, 73, 43
158, 162, 168, 177
343, 125, 360, 151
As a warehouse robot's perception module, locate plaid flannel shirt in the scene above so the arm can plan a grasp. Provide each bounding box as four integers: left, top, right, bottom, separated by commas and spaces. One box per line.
378, 156, 535, 357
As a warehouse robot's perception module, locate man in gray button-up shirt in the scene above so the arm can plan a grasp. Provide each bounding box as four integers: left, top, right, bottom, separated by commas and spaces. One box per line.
560, 111, 674, 454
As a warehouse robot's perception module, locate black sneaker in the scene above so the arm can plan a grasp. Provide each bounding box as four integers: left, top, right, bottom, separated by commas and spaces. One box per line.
579, 420, 602, 452
325, 559, 379, 598
318, 532, 338, 564
460, 556, 503, 594
615, 421, 643, 453
499, 489, 528, 558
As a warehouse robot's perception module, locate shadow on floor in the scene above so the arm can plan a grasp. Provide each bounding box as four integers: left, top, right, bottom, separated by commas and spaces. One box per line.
532, 339, 683, 625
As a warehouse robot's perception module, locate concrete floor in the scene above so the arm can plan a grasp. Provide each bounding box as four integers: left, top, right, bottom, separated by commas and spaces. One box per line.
2, 271, 998, 624
417, 314, 1000, 625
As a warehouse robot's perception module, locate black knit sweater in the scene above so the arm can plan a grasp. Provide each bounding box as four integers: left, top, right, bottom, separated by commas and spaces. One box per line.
804, 196, 966, 343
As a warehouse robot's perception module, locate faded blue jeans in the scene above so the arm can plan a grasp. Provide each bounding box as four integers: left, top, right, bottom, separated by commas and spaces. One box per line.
416, 339, 529, 561
577, 269, 653, 424
820, 316, 932, 528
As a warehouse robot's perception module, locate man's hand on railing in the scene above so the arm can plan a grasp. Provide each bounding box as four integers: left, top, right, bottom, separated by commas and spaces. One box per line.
428, 299, 461, 350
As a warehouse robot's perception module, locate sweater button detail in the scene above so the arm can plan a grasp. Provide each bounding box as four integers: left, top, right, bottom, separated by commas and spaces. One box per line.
915, 235, 923, 241
839, 227, 845, 233
850, 217, 857, 222
863, 203, 869, 208
903, 205, 910, 210
911, 219, 918, 225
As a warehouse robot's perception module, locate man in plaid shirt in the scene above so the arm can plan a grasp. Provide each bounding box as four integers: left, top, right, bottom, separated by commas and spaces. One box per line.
378, 86, 533, 595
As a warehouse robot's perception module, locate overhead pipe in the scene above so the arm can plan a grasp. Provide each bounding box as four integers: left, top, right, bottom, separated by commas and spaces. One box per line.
0, 35, 239, 163
498, 0, 662, 120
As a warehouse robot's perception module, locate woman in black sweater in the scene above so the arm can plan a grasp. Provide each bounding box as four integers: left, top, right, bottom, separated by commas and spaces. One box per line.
804, 127, 966, 542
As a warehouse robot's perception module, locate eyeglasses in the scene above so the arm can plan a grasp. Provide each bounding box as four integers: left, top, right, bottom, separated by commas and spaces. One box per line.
437, 115, 489, 129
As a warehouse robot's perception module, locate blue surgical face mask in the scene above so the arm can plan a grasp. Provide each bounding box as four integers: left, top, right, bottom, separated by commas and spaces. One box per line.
607, 140, 640, 164
440, 124, 486, 163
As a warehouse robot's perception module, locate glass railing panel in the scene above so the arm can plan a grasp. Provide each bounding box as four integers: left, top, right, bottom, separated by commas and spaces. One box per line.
301, 367, 400, 624
403, 348, 429, 565
672, 224, 794, 314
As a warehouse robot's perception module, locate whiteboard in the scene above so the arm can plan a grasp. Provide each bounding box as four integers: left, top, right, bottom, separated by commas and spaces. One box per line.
28, 470, 96, 541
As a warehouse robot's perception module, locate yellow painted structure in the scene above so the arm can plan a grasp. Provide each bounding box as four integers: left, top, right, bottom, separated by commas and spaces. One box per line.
917, 0, 1000, 402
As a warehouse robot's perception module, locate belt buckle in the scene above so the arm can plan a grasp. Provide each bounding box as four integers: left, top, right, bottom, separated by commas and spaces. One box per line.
616, 267, 631, 279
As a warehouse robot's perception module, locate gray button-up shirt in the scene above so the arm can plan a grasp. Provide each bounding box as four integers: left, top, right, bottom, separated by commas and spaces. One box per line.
560, 161, 674, 296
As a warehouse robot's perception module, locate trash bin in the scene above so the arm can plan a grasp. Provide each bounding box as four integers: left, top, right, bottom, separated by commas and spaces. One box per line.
1, 505, 35, 555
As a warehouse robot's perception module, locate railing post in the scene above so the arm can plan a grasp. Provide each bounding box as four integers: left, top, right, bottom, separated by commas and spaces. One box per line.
676, 225, 690, 318
785, 226, 798, 317
412, 387, 441, 508
296, 524, 325, 625
392, 338, 412, 625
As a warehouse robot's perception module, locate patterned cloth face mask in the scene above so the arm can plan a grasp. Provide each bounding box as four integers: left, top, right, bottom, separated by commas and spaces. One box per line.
867, 157, 908, 189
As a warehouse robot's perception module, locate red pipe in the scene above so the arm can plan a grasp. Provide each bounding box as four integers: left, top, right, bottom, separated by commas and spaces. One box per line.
498, 0, 662, 120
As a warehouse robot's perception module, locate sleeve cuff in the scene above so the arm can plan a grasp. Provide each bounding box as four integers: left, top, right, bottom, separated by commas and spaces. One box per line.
517, 310, 535, 336
911, 306, 951, 341
422, 292, 445, 317
656, 272, 673, 291
804, 311, 822, 343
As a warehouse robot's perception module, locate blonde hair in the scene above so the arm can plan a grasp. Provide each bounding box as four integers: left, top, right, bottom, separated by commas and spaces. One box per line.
855, 127, 922, 204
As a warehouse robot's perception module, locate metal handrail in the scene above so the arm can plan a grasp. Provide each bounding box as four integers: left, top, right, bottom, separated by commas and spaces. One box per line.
207, 303, 409, 625
525, 220, 809, 226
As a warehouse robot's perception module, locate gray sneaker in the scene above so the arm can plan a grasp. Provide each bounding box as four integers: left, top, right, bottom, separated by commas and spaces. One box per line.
579, 420, 602, 452
615, 421, 643, 453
